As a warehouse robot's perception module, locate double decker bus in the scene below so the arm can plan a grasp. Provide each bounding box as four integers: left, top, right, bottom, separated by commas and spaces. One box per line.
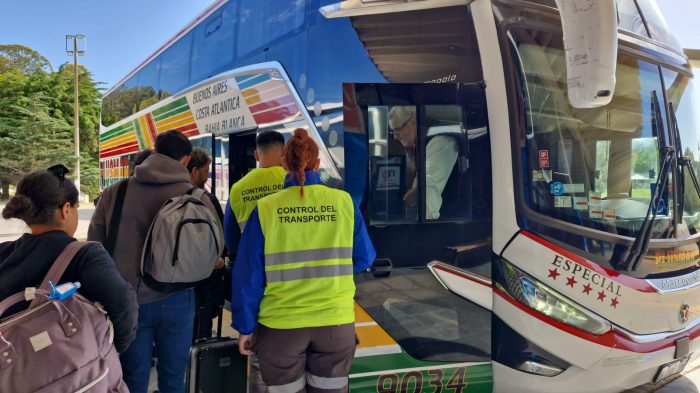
100, 1, 700, 392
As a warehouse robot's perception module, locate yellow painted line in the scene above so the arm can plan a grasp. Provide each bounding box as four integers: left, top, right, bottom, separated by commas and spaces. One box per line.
356, 325, 397, 348
101, 132, 136, 149
354, 303, 374, 323
156, 115, 196, 130
354, 303, 398, 349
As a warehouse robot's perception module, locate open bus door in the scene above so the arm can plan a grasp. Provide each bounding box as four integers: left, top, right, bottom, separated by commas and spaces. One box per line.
228, 131, 258, 186
344, 83, 494, 391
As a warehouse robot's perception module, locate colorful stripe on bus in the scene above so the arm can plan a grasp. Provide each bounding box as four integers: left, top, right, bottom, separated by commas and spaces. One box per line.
100, 73, 301, 160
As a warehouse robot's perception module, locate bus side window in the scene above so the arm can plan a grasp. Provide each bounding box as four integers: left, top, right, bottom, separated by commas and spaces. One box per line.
159, 32, 193, 98
237, 0, 305, 58
191, 3, 236, 81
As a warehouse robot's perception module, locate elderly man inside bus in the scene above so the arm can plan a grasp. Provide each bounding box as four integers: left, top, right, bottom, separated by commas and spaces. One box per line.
388, 106, 459, 220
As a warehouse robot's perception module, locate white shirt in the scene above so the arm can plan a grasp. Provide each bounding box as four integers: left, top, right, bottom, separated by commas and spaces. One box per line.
411, 135, 459, 220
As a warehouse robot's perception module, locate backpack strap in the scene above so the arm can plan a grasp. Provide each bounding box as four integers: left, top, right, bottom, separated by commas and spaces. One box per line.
28, 241, 95, 308
38, 241, 95, 291
104, 179, 129, 256
186, 187, 205, 198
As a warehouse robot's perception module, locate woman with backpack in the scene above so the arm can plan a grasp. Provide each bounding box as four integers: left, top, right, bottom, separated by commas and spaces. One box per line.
232, 129, 376, 393
0, 167, 138, 352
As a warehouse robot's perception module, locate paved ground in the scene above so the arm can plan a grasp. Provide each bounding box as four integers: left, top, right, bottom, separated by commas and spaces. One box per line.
1, 204, 699, 392
0, 204, 94, 241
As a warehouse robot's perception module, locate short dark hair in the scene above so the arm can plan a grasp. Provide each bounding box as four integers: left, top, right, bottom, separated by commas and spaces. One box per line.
187, 148, 212, 173
2, 170, 79, 226
155, 130, 192, 161
256, 130, 285, 151
134, 149, 153, 166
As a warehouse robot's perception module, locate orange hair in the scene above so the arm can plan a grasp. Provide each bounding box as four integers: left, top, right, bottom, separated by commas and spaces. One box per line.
283, 128, 319, 198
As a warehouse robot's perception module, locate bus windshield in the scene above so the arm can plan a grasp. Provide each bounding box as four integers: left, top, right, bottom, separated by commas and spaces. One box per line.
510, 28, 700, 239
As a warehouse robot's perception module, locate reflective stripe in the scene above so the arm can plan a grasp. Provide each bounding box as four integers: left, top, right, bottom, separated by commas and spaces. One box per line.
266, 264, 353, 282
268, 373, 306, 393
266, 247, 353, 266
307, 374, 348, 390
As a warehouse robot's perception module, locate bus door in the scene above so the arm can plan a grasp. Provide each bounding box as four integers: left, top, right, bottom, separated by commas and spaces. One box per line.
344, 83, 493, 388
228, 131, 258, 186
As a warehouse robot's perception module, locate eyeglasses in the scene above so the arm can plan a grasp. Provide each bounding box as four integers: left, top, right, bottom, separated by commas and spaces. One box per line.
389, 117, 412, 137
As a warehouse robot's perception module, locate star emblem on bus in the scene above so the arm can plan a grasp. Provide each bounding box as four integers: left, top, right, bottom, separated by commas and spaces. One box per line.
582, 283, 592, 295
566, 276, 577, 288
597, 291, 606, 302
548, 268, 560, 280
610, 297, 619, 309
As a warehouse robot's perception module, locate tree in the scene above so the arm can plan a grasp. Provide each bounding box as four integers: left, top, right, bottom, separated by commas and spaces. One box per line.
0, 44, 52, 74
0, 92, 74, 193
0, 47, 104, 199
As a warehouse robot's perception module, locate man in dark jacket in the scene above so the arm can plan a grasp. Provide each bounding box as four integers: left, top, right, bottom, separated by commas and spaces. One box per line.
88, 130, 220, 393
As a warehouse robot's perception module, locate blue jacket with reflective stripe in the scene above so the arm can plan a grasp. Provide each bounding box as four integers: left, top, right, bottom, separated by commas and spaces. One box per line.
231, 170, 376, 335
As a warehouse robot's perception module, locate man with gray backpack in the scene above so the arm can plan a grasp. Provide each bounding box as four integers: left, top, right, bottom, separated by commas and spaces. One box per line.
89, 130, 223, 393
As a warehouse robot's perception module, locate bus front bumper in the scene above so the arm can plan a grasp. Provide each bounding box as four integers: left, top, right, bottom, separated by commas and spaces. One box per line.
493, 291, 700, 393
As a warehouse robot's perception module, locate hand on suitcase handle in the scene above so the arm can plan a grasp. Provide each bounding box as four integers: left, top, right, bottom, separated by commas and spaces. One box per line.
238, 334, 254, 355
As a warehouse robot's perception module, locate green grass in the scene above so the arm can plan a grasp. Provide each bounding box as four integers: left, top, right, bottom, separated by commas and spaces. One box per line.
631, 188, 652, 198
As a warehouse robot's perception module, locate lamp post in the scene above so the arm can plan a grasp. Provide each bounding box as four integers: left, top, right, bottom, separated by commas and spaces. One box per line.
66, 34, 85, 198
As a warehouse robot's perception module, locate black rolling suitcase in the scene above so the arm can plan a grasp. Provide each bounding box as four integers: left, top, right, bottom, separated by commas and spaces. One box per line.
186, 306, 248, 393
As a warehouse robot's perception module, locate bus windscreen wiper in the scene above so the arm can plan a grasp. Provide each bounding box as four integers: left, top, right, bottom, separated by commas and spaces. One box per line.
622, 91, 672, 272
670, 102, 700, 210
624, 146, 674, 271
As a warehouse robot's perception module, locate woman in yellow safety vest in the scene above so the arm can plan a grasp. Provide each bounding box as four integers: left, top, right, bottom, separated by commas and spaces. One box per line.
232, 128, 375, 393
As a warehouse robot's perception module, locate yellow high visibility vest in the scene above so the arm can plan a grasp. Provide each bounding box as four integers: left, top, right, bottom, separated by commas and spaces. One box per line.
257, 184, 355, 329
229, 166, 286, 230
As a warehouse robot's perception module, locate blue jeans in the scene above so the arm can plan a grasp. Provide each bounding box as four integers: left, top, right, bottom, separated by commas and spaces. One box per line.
121, 289, 194, 393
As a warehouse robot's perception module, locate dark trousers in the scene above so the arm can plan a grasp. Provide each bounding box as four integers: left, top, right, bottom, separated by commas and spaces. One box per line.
193, 268, 227, 341
121, 289, 195, 393
255, 324, 356, 393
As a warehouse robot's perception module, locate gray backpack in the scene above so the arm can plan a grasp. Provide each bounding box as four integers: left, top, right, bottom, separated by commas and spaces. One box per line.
141, 187, 224, 293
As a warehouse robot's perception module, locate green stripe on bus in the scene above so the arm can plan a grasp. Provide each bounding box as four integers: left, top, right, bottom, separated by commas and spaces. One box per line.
349, 353, 492, 393
152, 97, 189, 119
152, 103, 190, 123
133, 119, 147, 149
100, 122, 136, 141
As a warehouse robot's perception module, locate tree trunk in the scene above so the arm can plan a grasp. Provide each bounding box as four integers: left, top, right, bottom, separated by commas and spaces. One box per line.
0, 181, 9, 200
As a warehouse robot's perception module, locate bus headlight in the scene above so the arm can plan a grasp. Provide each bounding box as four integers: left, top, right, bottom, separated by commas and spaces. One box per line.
496, 258, 612, 335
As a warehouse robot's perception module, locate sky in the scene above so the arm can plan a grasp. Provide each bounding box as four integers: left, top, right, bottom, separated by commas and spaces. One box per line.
0, 0, 216, 89
0, 0, 697, 91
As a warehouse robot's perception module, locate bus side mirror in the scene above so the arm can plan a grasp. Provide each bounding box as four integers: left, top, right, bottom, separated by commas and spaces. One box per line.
368, 258, 392, 278
555, 0, 618, 108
